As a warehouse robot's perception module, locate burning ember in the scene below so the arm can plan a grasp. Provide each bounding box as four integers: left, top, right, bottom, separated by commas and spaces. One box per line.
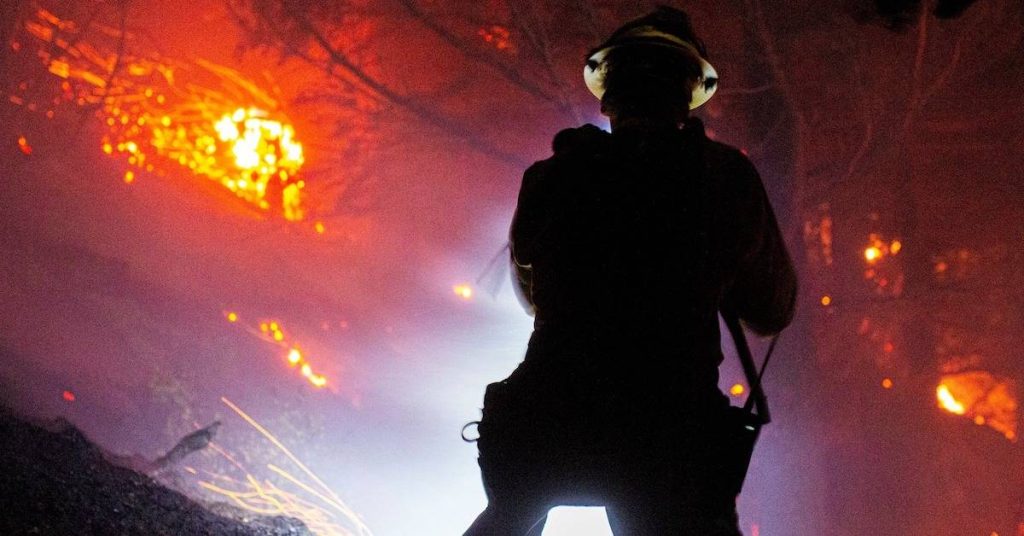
13, 8, 308, 221
225, 312, 330, 389
936, 372, 1018, 441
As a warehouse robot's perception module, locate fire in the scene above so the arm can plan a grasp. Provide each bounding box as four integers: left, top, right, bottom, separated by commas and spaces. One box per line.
937, 372, 1018, 441
936, 384, 966, 415
729, 383, 745, 396
14, 9, 309, 221
211, 108, 306, 220
229, 314, 330, 389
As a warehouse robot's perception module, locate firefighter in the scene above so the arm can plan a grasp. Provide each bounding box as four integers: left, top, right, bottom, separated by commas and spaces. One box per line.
466, 7, 797, 535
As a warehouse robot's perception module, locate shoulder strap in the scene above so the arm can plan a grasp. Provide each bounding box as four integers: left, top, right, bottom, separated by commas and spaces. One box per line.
722, 311, 777, 425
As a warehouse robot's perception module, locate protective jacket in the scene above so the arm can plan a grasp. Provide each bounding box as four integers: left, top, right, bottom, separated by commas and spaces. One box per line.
510, 119, 795, 401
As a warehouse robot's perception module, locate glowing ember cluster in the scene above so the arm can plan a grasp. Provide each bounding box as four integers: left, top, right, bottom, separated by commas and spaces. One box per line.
936, 372, 1017, 441
15, 9, 308, 221
861, 232, 904, 297
225, 312, 328, 389
478, 25, 514, 52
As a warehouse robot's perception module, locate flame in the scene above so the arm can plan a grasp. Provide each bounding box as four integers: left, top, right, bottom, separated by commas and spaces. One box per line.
937, 384, 966, 415
14, 9, 309, 221
729, 383, 745, 396
937, 372, 1018, 441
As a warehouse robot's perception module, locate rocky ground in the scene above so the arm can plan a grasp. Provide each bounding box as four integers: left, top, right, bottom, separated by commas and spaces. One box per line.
0, 409, 312, 535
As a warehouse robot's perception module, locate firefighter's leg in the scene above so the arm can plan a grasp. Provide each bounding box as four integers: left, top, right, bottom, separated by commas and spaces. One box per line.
462, 501, 549, 536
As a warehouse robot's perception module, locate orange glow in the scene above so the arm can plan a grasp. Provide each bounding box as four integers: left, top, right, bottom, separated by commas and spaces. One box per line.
937, 384, 966, 415
889, 240, 902, 255
820, 295, 832, 306
937, 372, 1018, 440
123, 170, 135, 184
729, 383, 745, 396
864, 246, 882, 262
19, 9, 309, 221
314, 221, 326, 234
226, 314, 329, 389
211, 108, 306, 220
453, 284, 474, 300
882, 378, 893, 389
17, 135, 32, 155
62, 390, 75, 402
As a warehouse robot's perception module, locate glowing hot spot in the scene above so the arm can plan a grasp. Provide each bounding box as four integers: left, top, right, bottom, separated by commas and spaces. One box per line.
937, 384, 966, 415
454, 284, 474, 300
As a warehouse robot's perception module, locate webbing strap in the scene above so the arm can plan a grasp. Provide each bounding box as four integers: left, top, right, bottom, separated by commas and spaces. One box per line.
722, 311, 776, 425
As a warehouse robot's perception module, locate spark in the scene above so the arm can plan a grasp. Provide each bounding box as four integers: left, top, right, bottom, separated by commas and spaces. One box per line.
881, 378, 893, 389
62, 390, 75, 402
215, 397, 373, 535
820, 295, 832, 306
864, 246, 882, 262
729, 383, 745, 396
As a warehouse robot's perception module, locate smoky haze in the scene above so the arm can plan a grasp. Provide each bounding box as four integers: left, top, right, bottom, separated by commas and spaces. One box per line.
1, 1, 1022, 535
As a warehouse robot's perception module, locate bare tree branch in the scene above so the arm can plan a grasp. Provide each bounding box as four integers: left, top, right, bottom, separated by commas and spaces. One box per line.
397, 0, 574, 119
280, 2, 528, 167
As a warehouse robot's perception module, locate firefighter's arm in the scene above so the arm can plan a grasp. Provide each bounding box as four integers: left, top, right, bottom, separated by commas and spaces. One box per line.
721, 154, 798, 336
508, 162, 550, 315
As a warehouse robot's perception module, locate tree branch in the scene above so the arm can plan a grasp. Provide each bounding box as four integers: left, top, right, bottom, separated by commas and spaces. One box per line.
282, 2, 528, 167
397, 0, 573, 118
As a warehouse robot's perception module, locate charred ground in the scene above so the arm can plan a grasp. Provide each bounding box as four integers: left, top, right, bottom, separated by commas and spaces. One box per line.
0, 408, 311, 536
